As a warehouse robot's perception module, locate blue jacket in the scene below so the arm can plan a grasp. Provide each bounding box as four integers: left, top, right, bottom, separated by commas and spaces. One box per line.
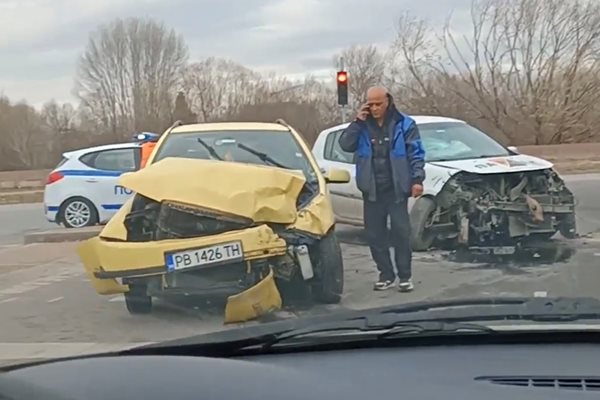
338, 103, 426, 201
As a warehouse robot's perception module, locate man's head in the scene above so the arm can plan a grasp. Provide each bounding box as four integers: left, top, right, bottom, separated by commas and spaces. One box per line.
366, 86, 390, 120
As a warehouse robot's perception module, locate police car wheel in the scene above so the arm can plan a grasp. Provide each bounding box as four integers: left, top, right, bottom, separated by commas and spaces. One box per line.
60, 197, 98, 229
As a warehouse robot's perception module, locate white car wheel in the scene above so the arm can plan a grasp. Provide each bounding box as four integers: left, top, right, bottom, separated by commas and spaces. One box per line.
410, 196, 437, 251
61, 198, 98, 228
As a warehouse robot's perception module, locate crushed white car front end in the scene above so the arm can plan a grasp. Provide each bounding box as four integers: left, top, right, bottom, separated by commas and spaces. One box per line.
417, 154, 576, 250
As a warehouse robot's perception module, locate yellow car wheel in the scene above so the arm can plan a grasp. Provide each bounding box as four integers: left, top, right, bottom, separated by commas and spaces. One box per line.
275, 275, 311, 307
310, 229, 344, 304
124, 284, 152, 314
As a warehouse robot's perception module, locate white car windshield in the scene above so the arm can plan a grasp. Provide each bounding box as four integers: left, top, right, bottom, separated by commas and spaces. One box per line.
419, 122, 510, 162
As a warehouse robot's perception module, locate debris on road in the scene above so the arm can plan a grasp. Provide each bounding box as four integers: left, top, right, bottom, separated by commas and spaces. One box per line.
446, 239, 577, 268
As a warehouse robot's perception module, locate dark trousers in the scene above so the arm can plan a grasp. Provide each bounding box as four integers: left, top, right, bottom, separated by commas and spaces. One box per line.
363, 191, 412, 281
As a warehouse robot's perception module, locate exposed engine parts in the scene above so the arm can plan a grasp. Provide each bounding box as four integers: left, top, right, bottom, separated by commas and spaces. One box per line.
429, 168, 576, 247
123, 195, 253, 242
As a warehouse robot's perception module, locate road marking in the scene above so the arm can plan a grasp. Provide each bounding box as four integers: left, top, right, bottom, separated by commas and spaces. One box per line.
0, 244, 22, 250
534, 291, 548, 297
109, 296, 124, 303
0, 297, 17, 304
47, 296, 64, 303
0, 268, 82, 300
0, 342, 155, 361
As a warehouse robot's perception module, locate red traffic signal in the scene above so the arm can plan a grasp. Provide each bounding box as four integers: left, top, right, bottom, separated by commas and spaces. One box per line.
336, 71, 348, 105
336, 71, 348, 84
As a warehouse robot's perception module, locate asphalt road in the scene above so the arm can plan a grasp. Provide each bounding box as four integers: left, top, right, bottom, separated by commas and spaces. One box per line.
0, 172, 600, 365
1, 234, 600, 365
0, 203, 54, 245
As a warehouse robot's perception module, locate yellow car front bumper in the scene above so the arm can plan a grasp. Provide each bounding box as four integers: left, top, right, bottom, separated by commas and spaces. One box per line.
77, 224, 288, 296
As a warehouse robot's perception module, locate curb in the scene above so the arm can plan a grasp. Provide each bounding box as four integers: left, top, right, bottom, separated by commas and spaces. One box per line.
0, 190, 43, 205
24, 226, 103, 244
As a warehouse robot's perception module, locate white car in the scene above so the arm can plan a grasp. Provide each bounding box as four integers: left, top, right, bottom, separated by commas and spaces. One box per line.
313, 116, 577, 251
44, 142, 142, 228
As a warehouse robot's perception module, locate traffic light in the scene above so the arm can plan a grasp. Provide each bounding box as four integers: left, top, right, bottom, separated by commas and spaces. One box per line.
336, 70, 348, 105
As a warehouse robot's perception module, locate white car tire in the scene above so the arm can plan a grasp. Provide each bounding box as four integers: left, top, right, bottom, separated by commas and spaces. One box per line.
410, 196, 437, 252
60, 197, 98, 229
559, 213, 577, 239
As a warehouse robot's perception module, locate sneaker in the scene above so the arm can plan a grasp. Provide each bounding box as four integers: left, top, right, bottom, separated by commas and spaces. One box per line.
374, 279, 395, 291
398, 279, 414, 292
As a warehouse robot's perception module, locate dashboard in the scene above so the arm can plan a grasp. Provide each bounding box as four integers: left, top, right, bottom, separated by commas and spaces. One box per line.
2, 343, 600, 399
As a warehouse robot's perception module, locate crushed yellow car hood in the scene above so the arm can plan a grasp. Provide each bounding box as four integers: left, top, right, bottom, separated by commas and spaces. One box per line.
119, 157, 307, 224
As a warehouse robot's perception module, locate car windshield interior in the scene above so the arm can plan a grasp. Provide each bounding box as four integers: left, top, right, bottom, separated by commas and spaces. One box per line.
419, 122, 510, 162
153, 129, 318, 182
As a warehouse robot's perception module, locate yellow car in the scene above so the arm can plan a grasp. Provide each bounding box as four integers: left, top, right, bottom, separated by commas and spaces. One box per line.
77, 119, 351, 323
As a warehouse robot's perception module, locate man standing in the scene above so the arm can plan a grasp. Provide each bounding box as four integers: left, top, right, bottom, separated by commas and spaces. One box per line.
338, 87, 425, 292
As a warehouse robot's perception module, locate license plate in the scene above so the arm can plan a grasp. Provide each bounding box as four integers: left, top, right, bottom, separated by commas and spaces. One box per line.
165, 241, 243, 271
493, 246, 516, 255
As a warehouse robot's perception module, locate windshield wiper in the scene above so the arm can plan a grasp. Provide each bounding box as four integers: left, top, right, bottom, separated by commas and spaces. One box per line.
429, 154, 508, 162
121, 296, 600, 356
236, 143, 289, 169
248, 320, 495, 352
197, 138, 223, 161
472, 154, 510, 159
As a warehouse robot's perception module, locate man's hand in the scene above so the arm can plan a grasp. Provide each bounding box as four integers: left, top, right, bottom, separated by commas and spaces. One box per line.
411, 183, 424, 198
356, 103, 370, 121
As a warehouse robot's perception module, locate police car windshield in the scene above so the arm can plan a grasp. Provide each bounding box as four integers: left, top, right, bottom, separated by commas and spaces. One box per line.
419, 122, 510, 162
153, 129, 316, 179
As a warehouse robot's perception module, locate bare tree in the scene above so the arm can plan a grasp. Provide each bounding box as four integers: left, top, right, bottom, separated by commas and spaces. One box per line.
333, 44, 386, 107
42, 100, 76, 135
389, 12, 445, 113
183, 58, 267, 122
172, 91, 197, 124
0, 96, 47, 168
432, 0, 600, 144
75, 17, 189, 140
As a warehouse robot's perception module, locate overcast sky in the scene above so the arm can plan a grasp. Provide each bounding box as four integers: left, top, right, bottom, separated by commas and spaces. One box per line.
0, 0, 472, 107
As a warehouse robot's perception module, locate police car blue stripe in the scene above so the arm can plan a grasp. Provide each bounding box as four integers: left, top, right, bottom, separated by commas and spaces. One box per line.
101, 204, 123, 210
58, 169, 123, 177
46, 204, 123, 212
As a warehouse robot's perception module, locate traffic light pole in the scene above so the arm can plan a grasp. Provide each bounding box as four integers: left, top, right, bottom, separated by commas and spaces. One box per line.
339, 57, 347, 123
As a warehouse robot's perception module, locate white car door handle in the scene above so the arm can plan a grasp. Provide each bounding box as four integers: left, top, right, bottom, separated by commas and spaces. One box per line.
85, 178, 99, 183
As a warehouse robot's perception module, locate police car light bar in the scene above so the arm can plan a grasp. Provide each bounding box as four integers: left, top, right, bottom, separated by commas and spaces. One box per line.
132, 132, 160, 143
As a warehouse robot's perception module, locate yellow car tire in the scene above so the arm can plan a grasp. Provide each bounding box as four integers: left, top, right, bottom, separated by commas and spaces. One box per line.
124, 284, 152, 314
310, 229, 344, 304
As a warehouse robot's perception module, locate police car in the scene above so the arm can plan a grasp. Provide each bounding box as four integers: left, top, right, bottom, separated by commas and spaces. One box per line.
44, 132, 159, 228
